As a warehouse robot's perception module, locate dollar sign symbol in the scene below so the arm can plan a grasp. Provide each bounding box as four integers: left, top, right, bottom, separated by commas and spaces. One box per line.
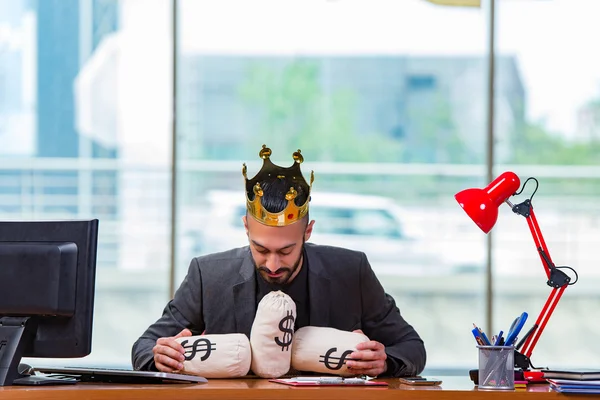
319, 347, 354, 370
274, 310, 295, 351
180, 338, 216, 361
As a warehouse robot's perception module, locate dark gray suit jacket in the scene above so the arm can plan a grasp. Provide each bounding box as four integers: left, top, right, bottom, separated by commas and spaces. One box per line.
131, 243, 426, 376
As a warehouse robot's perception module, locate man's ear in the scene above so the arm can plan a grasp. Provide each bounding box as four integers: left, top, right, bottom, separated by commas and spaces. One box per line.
304, 219, 315, 242
242, 215, 249, 236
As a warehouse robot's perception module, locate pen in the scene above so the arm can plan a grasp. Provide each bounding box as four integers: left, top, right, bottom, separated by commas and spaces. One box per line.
494, 330, 504, 346
473, 323, 491, 345
472, 327, 485, 345
295, 376, 343, 382
479, 329, 492, 346
344, 378, 368, 384
295, 377, 343, 383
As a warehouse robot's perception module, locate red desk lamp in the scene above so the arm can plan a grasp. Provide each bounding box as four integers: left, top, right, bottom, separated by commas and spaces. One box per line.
455, 171, 577, 375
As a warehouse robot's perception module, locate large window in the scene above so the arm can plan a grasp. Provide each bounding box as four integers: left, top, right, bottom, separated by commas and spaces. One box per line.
1, 0, 173, 367
176, 0, 488, 372
495, 0, 600, 368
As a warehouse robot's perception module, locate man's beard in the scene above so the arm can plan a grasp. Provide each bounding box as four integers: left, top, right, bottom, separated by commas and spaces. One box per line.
255, 243, 304, 286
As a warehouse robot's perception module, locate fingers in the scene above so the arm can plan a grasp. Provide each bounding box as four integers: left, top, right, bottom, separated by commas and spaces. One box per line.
346, 357, 386, 377
349, 347, 387, 365
348, 365, 385, 377
346, 355, 386, 376
355, 340, 384, 352
346, 341, 387, 376
154, 353, 184, 373
156, 332, 188, 353
174, 328, 193, 338
153, 333, 188, 373
153, 329, 196, 373
156, 339, 185, 359
161, 328, 192, 359
154, 341, 185, 360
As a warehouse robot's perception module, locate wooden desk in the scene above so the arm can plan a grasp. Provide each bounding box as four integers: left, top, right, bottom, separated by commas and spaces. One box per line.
0, 376, 590, 399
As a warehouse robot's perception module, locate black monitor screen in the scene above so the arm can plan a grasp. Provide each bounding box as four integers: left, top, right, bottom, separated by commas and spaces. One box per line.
1, 242, 78, 317
0, 219, 99, 386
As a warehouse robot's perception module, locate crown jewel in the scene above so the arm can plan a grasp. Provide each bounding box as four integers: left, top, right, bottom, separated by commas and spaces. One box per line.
243, 144, 314, 226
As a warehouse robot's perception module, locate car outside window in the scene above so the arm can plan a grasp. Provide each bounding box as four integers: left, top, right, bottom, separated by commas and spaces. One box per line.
351, 209, 403, 238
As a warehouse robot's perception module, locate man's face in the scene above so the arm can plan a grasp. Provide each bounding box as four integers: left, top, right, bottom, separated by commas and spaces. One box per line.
243, 214, 314, 286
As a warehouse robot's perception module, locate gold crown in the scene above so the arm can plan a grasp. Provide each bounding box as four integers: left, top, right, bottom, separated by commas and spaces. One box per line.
242, 144, 314, 227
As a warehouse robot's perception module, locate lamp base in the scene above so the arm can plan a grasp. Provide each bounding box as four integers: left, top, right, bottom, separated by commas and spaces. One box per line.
514, 351, 532, 370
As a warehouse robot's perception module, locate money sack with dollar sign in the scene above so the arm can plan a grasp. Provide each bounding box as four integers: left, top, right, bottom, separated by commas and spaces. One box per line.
174, 333, 251, 378
249, 290, 297, 378
291, 326, 369, 376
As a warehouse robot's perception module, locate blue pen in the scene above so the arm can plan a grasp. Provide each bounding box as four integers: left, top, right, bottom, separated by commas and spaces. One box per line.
494, 330, 503, 346
473, 324, 491, 345
474, 324, 491, 345
479, 329, 492, 345
505, 312, 528, 347
472, 328, 485, 345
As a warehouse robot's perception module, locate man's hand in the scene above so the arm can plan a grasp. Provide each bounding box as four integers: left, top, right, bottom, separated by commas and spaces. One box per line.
345, 329, 388, 377
152, 328, 192, 373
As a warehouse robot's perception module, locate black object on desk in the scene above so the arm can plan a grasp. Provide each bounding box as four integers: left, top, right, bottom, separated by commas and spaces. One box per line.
469, 368, 524, 385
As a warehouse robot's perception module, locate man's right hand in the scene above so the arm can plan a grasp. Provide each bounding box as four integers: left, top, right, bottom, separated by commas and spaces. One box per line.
152, 328, 192, 373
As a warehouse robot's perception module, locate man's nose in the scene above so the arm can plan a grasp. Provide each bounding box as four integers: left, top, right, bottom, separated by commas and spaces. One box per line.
265, 254, 280, 272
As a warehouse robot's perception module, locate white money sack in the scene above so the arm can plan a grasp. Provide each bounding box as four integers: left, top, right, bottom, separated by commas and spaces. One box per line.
174, 333, 251, 378
291, 326, 369, 376
250, 290, 297, 378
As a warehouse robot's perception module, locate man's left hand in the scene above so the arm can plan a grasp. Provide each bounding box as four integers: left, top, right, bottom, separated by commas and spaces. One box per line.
346, 329, 387, 377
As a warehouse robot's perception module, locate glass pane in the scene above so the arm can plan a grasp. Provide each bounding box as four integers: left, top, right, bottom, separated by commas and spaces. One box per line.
177, 0, 488, 373
496, 0, 600, 368
0, 0, 172, 367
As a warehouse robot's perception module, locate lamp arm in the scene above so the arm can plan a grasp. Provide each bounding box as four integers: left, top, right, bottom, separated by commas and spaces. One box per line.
509, 201, 572, 368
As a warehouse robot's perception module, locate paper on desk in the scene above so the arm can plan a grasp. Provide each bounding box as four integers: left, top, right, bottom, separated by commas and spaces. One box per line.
270, 377, 388, 387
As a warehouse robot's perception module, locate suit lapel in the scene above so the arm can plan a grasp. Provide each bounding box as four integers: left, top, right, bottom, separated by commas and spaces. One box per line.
233, 255, 256, 337
306, 244, 331, 327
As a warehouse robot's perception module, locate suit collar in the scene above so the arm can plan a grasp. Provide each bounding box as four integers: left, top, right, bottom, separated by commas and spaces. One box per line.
305, 243, 331, 327
233, 248, 256, 337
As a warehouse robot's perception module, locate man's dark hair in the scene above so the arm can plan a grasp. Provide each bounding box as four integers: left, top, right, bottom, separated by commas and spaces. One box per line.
255, 175, 309, 214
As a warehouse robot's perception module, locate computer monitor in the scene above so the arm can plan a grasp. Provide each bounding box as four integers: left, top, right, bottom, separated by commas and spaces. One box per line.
0, 219, 99, 386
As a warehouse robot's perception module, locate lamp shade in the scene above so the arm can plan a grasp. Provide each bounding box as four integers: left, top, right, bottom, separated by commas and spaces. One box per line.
455, 171, 521, 233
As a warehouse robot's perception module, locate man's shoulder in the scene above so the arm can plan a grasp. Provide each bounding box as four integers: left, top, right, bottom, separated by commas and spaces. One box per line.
306, 242, 363, 255
305, 242, 366, 265
192, 246, 250, 270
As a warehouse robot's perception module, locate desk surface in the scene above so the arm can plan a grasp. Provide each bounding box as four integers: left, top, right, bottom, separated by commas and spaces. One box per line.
0, 376, 590, 400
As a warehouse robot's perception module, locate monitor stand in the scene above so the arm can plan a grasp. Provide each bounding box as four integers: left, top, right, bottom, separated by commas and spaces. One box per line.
0, 316, 76, 386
